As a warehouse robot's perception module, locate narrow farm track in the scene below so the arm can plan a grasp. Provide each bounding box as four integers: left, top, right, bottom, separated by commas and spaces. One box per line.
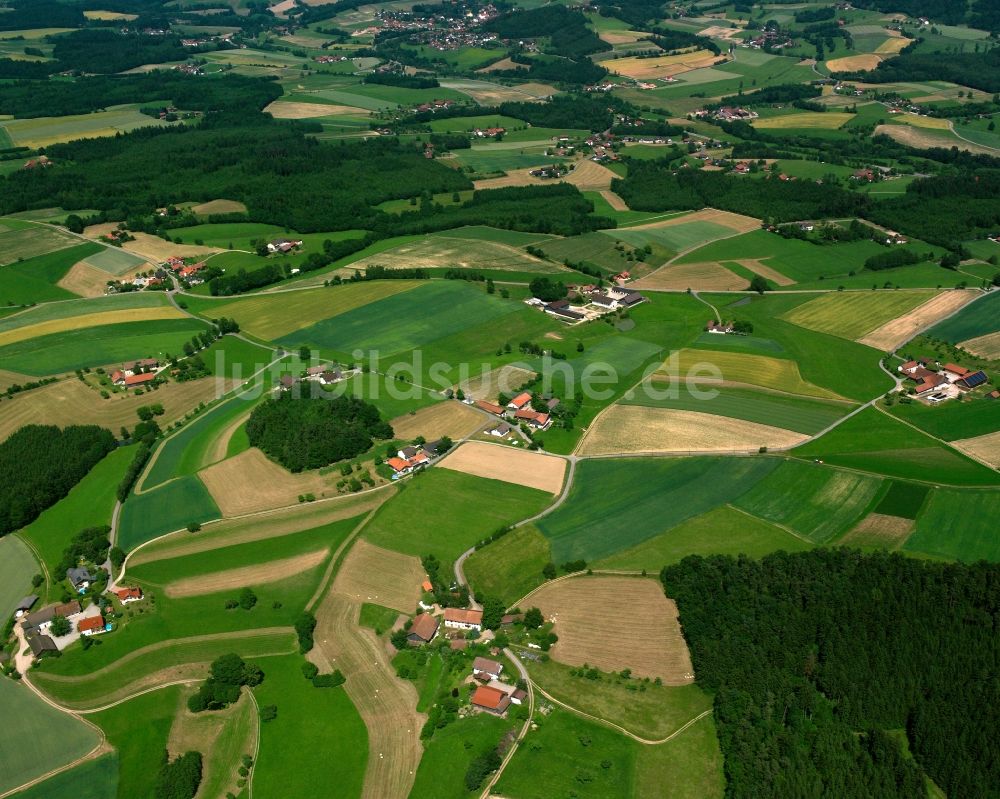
312, 591, 425, 799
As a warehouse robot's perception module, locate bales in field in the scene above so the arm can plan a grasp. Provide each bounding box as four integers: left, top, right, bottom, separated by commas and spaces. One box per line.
857, 291, 975, 351
389, 401, 485, 442
438, 441, 567, 494
163, 549, 328, 598
332, 539, 424, 614
577, 404, 809, 455
528, 575, 694, 682
781, 290, 935, 341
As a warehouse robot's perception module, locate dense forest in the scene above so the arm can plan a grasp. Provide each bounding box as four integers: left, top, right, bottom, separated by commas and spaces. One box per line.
662, 550, 1000, 799
843, 47, 1000, 93
483, 5, 609, 59
246, 395, 393, 472
498, 93, 629, 132
0, 115, 471, 232
0, 73, 282, 119
613, 163, 865, 224
0, 425, 116, 535
52, 29, 203, 75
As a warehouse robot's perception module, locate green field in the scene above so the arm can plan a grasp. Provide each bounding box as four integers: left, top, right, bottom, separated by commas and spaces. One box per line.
0, 534, 38, 618
117, 475, 221, 551
9, 753, 118, 799
0, 319, 209, 376
623, 385, 851, 435
0, 242, 102, 305
887, 397, 1000, 441
0, 679, 102, 796
495, 709, 636, 799
0, 105, 175, 148
539, 230, 662, 274
278, 281, 523, 358
0, 218, 81, 267
252, 654, 367, 799
904, 488, 1000, 562
81, 246, 147, 276
464, 524, 552, 606
0, 291, 173, 335
451, 146, 566, 173
537, 457, 780, 563
594, 505, 812, 572
200, 335, 275, 380
927, 291, 1000, 343
781, 291, 935, 340
89, 686, 179, 799
426, 226, 555, 247
635, 716, 725, 799
874, 481, 930, 519
409, 713, 514, 799
609, 220, 739, 255
793, 407, 1000, 486
363, 470, 552, 573
17, 447, 131, 587
732, 459, 883, 543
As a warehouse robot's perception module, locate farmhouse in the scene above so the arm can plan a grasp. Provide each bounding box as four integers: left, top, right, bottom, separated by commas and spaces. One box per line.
444, 607, 483, 631
22, 601, 82, 636
14, 595, 38, 618
487, 422, 512, 437
407, 613, 439, 644
387, 451, 430, 476
28, 634, 58, 659
122, 358, 159, 375
67, 567, 94, 592
115, 586, 144, 604
513, 408, 551, 430
706, 319, 734, 334
278, 375, 296, 391
78, 615, 108, 636
473, 657, 503, 681
544, 300, 586, 322
471, 685, 511, 716
267, 238, 303, 254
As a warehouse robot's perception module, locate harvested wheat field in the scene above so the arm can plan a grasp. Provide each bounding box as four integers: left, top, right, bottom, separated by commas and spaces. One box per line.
875, 37, 911, 54
199, 448, 337, 516
191, 199, 247, 216
599, 30, 646, 45
354, 236, 559, 273
265, 100, 370, 119
456, 364, 536, 402
310, 591, 424, 799
564, 160, 619, 191
599, 190, 629, 211
0, 375, 227, 443
951, 431, 1000, 469
891, 113, 952, 130
635, 261, 745, 291
129, 489, 393, 566
611, 49, 720, 79
839, 512, 914, 548
0, 368, 33, 392
827, 54, 883, 72
577, 405, 808, 455
121, 231, 221, 261
529, 575, 694, 682
389, 400, 485, 442
0, 306, 186, 348
734, 258, 795, 286
473, 168, 546, 190
58, 259, 148, 297
438, 440, 566, 493
628, 208, 760, 235
698, 24, 744, 41
858, 291, 976, 351
164, 549, 328, 598
959, 330, 1000, 360
332, 539, 424, 613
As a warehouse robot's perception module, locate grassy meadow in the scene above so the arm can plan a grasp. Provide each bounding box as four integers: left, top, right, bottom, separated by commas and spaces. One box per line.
0, 535, 38, 618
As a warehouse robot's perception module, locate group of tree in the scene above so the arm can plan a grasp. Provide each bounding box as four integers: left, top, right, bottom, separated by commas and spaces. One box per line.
246, 395, 393, 472
661, 549, 1000, 798
187, 653, 263, 713
498, 94, 629, 133
0, 72, 282, 119
840, 46, 1000, 94
154, 751, 202, 799
117, 442, 151, 501
483, 6, 609, 60
0, 425, 116, 535
56, 525, 111, 577
363, 72, 439, 89
529, 276, 567, 302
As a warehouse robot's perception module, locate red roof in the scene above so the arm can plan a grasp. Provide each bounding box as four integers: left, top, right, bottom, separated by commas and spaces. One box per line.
124, 372, 157, 387
472, 685, 509, 711
111, 370, 125, 383
943, 363, 969, 377
508, 392, 532, 409
408, 613, 439, 642
77, 615, 105, 633
387, 457, 409, 472
116, 587, 142, 601
421, 580, 433, 592
444, 607, 483, 625
475, 399, 504, 415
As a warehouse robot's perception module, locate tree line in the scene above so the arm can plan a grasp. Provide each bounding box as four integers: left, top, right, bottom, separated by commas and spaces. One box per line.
661, 549, 1000, 799
0, 425, 116, 535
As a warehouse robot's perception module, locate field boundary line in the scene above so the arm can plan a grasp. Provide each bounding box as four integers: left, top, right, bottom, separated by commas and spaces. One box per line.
871, 403, 998, 473
305, 501, 387, 612
724, 503, 813, 545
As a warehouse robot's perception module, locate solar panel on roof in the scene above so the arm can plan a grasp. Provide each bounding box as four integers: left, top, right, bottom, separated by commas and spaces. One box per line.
962, 371, 987, 388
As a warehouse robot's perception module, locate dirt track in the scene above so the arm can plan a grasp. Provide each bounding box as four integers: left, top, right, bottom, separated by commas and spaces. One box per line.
311, 592, 425, 799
